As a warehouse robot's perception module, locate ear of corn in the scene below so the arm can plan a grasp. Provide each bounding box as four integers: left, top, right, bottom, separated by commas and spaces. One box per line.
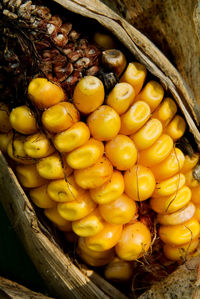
1, 0, 200, 293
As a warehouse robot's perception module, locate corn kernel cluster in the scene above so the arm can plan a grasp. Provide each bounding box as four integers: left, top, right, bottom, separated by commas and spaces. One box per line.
1, 48, 200, 281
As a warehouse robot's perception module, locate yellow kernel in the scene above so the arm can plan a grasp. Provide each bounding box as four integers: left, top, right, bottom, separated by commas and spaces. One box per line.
28, 78, 65, 109
135, 81, 164, 112
57, 191, 96, 221
72, 209, 104, 237
181, 153, 199, 173
104, 258, 133, 282
74, 156, 113, 189
120, 62, 147, 95
29, 184, 57, 208
120, 101, 151, 135
159, 218, 200, 246
44, 207, 70, 227
47, 175, 83, 202
163, 238, 199, 261
191, 185, 200, 204
90, 170, 124, 204
24, 132, 54, 158
150, 186, 192, 214
16, 164, 47, 188
9, 105, 38, 135
151, 148, 185, 181
152, 97, 177, 127
42, 102, 80, 133
152, 173, 186, 198
53, 122, 90, 153
87, 105, 121, 141
73, 76, 105, 114
85, 222, 122, 252
164, 115, 186, 141
66, 138, 104, 169
184, 170, 200, 188
7, 135, 35, 165
36, 153, 72, 180
99, 193, 137, 225
105, 135, 137, 171
124, 165, 156, 202
138, 134, 173, 167
78, 237, 114, 259
157, 202, 196, 225
106, 83, 135, 115
130, 118, 163, 151
115, 222, 151, 261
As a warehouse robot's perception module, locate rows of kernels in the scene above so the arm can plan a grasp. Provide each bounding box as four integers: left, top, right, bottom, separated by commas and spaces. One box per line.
155, 152, 200, 261
1, 56, 197, 272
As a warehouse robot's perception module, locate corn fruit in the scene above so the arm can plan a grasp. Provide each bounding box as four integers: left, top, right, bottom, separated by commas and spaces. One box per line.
1, 18, 200, 285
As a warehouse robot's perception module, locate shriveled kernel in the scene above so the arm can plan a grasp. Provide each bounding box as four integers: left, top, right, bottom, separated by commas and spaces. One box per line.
138, 134, 173, 167
53, 122, 90, 153
150, 186, 192, 214
57, 191, 96, 221
102, 49, 127, 77
16, 164, 47, 188
159, 218, 200, 246
164, 115, 186, 141
106, 83, 135, 115
9, 105, 38, 135
120, 101, 151, 135
152, 97, 177, 127
120, 62, 147, 95
29, 184, 57, 209
66, 138, 104, 169
135, 81, 164, 112
105, 135, 137, 171
42, 102, 80, 133
130, 118, 163, 151
90, 170, 124, 204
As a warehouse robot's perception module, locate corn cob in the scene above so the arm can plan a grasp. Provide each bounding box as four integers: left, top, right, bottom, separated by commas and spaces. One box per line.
1, 0, 200, 289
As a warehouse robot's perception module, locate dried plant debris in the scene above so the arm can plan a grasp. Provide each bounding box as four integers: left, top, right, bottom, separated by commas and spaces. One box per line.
0, 0, 101, 108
